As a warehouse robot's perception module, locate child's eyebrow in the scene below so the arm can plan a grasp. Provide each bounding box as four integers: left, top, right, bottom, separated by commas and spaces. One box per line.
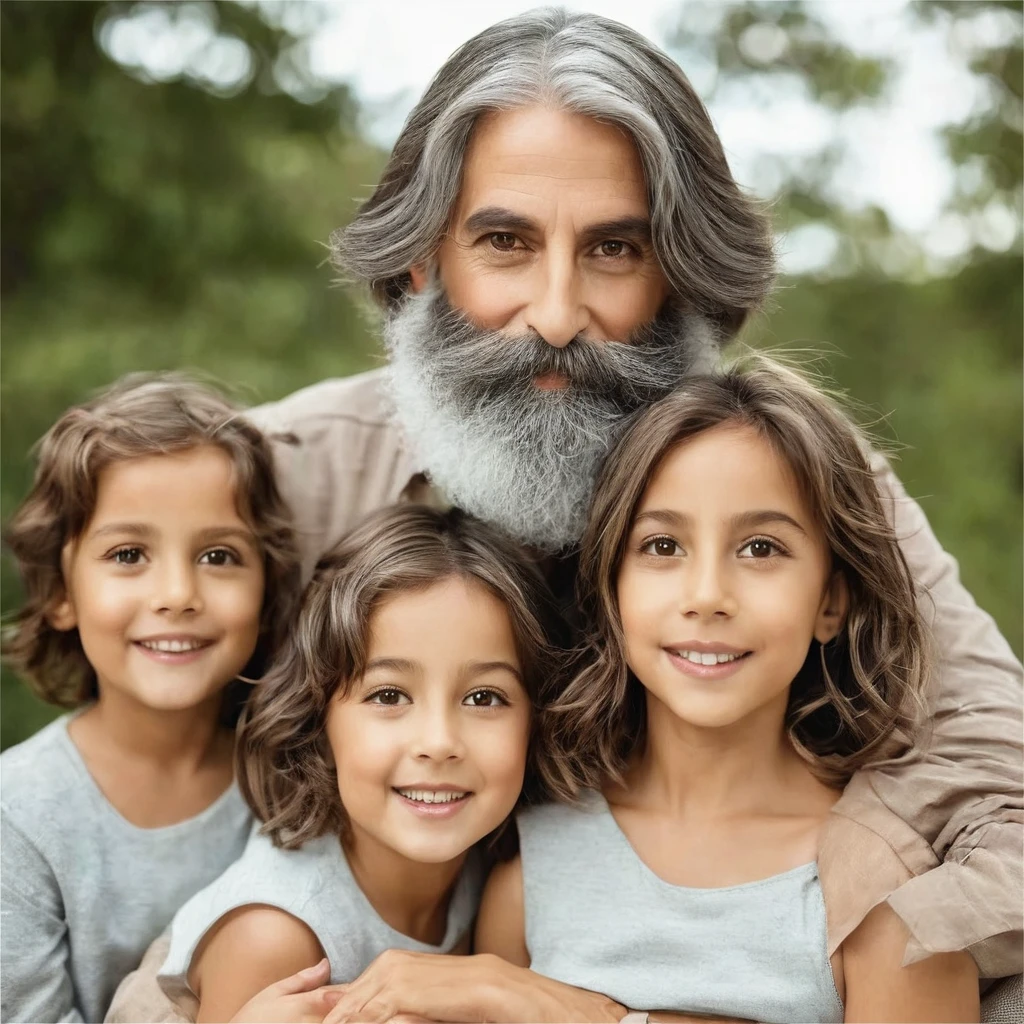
193, 525, 259, 546
465, 660, 523, 683
364, 657, 416, 674
88, 522, 154, 539
632, 508, 808, 536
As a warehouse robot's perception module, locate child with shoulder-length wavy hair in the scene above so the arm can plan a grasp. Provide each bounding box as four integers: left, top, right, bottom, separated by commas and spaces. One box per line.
467, 354, 981, 1024
1, 374, 301, 1024
151, 504, 568, 1024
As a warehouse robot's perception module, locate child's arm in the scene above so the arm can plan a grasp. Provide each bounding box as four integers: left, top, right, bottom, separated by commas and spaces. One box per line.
842, 901, 980, 1023
0, 816, 83, 1022
189, 905, 326, 1023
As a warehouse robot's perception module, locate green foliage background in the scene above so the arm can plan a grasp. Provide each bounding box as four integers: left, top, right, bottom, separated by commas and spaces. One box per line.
2, 0, 1021, 750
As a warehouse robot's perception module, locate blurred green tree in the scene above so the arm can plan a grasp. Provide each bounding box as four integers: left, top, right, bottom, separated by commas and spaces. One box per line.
1, 0, 386, 747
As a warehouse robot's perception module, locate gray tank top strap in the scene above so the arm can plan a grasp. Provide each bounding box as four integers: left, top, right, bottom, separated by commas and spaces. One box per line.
517, 792, 843, 1024
159, 825, 481, 1001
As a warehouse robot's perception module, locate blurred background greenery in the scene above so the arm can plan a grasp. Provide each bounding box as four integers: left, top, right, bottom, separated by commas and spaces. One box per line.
2, 0, 1021, 750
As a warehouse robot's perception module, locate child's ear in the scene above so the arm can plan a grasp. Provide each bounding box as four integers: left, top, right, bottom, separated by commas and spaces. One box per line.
814, 571, 849, 644
46, 542, 78, 631
47, 592, 77, 632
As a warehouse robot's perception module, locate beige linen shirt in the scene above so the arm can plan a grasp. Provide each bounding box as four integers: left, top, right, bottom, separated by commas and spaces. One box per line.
106, 368, 1023, 1023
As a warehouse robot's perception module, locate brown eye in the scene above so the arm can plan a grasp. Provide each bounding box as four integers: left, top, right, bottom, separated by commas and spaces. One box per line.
598, 240, 627, 257
112, 547, 144, 565
199, 548, 237, 567
489, 233, 518, 252
642, 537, 680, 557
464, 689, 505, 708
367, 687, 408, 706
740, 538, 781, 559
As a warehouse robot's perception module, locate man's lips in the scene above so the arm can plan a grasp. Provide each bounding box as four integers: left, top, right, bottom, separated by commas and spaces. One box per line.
534, 371, 570, 390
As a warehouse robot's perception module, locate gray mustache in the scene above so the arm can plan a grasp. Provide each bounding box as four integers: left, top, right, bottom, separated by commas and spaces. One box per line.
421, 293, 695, 412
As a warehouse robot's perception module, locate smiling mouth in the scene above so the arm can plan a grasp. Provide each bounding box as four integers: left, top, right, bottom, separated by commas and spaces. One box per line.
134, 638, 214, 654
672, 650, 751, 666
393, 788, 471, 805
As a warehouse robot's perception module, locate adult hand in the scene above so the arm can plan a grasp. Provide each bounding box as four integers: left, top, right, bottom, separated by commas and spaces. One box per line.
321, 949, 626, 1023
228, 958, 343, 1023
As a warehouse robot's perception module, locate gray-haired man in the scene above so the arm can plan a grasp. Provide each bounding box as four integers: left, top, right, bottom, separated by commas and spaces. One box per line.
109, 8, 1021, 1023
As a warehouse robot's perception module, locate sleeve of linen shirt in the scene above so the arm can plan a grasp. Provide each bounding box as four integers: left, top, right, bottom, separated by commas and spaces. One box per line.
819, 454, 1023, 978
0, 813, 85, 1023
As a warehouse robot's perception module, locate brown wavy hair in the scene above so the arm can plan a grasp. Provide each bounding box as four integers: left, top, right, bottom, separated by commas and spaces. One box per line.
551, 353, 929, 790
4, 373, 301, 711
237, 504, 569, 850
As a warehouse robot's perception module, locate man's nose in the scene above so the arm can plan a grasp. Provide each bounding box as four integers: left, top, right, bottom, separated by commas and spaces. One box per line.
524, 252, 589, 348
149, 560, 202, 615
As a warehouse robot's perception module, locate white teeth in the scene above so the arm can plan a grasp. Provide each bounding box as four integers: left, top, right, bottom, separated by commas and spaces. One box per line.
139, 639, 207, 653
679, 650, 743, 665
397, 789, 467, 804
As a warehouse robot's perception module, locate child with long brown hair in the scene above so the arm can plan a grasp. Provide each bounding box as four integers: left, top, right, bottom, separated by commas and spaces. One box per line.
324, 355, 981, 1024
1, 375, 301, 1024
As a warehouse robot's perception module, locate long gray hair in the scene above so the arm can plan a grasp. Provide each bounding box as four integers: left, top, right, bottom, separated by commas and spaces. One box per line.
333, 7, 775, 336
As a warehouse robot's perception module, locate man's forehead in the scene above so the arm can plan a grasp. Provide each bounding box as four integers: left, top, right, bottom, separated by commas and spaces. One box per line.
465, 107, 644, 180
454, 106, 649, 220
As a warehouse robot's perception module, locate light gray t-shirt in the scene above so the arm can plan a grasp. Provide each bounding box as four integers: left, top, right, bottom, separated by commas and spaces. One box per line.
518, 792, 844, 1024
159, 823, 482, 1002
0, 715, 251, 1024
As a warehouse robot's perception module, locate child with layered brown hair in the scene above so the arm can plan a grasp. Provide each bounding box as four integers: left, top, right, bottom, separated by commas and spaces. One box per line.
143, 504, 568, 1024
1, 374, 300, 1024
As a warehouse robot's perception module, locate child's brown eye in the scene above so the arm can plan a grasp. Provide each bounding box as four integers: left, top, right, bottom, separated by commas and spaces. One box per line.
642, 537, 680, 557
740, 538, 782, 559
112, 547, 143, 565
367, 687, 408, 706
465, 690, 504, 708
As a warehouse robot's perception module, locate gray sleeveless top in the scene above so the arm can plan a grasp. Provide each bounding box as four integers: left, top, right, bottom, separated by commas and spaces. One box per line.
518, 793, 843, 1024
158, 823, 481, 1003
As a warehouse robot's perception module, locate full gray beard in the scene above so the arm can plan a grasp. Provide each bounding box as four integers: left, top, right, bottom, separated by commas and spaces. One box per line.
383, 285, 720, 553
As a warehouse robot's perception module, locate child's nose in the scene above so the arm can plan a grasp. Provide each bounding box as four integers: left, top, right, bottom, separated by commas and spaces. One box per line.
680, 557, 738, 620
149, 561, 203, 615
411, 706, 465, 762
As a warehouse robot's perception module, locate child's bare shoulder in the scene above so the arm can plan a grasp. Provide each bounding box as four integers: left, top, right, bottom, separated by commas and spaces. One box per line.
190, 905, 324, 1015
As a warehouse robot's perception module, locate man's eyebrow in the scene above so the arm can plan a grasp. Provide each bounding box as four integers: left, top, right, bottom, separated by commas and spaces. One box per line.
578, 216, 653, 248
463, 206, 539, 235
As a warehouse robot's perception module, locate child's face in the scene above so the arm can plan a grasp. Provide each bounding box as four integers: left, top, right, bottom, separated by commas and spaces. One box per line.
616, 422, 846, 736
325, 576, 532, 866
51, 446, 265, 714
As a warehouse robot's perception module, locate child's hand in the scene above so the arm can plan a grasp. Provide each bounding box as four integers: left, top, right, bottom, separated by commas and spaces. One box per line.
229, 959, 344, 1023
